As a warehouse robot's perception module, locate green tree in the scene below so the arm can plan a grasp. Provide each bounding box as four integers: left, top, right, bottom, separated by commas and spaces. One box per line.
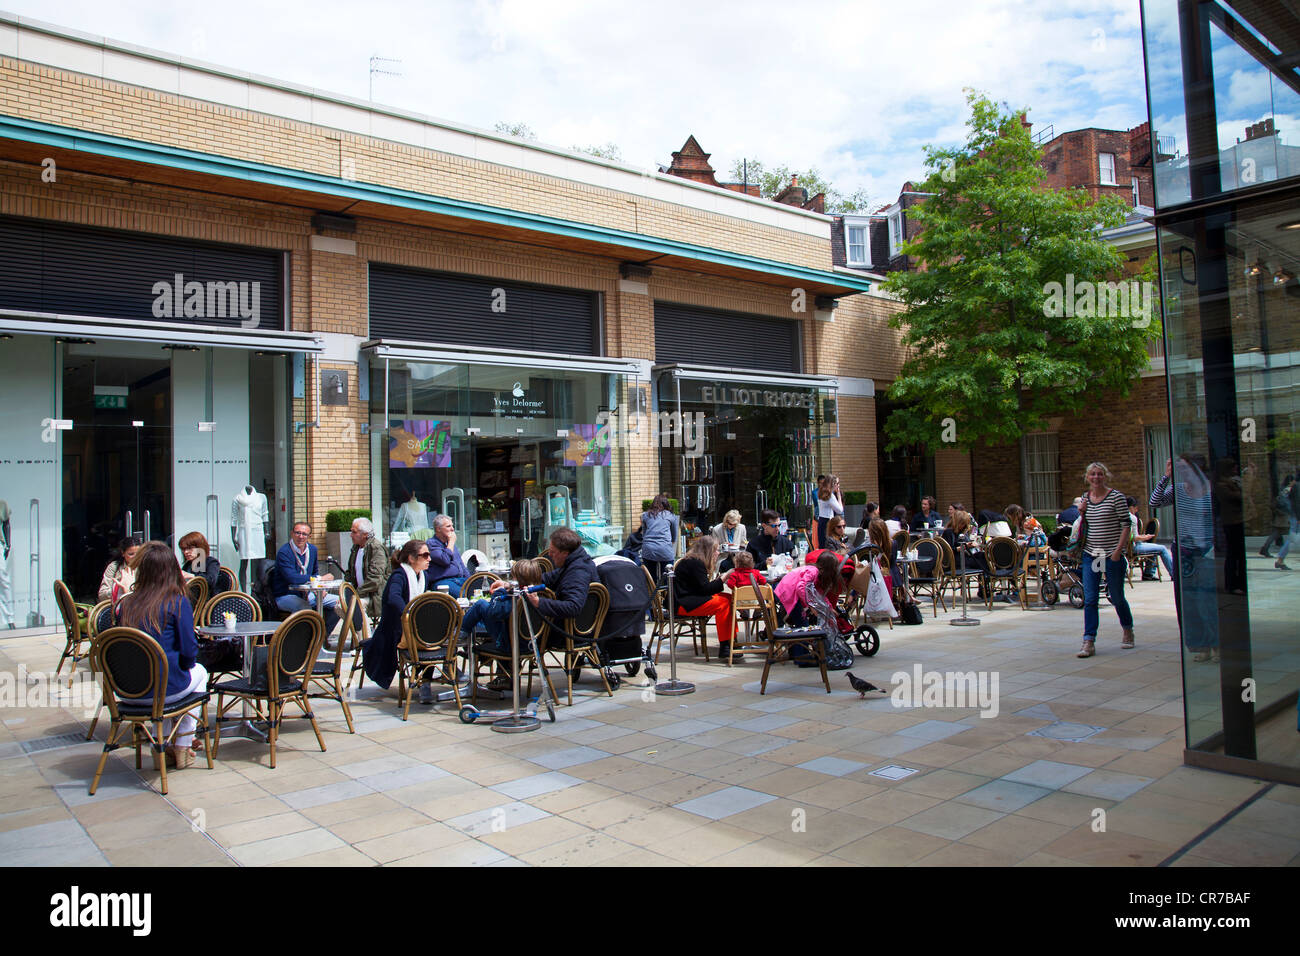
726, 159, 869, 213
494, 122, 537, 140
880, 91, 1153, 451
572, 142, 623, 161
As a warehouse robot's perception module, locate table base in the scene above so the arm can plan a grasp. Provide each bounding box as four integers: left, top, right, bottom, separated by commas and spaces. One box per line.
655, 679, 695, 696
949, 617, 982, 626
491, 715, 540, 733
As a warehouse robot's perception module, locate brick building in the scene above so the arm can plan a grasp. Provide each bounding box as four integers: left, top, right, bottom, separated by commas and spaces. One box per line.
0, 14, 879, 617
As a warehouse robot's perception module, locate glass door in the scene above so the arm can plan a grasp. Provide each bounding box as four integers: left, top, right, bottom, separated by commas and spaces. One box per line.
62, 345, 174, 603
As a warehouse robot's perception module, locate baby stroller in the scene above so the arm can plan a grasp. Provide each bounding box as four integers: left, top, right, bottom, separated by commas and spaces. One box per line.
577, 556, 657, 688
1045, 526, 1085, 608
830, 552, 882, 657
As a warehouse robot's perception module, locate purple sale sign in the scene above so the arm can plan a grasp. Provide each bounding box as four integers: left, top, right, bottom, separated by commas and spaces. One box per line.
388, 420, 452, 468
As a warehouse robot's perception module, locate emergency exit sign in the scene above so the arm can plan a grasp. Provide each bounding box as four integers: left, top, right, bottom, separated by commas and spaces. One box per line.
94, 395, 127, 409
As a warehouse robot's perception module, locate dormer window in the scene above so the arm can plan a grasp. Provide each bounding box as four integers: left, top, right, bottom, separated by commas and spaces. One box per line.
888, 209, 904, 258
845, 219, 871, 267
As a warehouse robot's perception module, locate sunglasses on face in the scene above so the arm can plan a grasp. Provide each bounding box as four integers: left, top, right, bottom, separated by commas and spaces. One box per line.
416, 551, 431, 559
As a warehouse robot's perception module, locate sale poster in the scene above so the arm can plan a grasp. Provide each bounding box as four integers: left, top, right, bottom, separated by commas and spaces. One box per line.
563, 424, 611, 467
389, 420, 452, 468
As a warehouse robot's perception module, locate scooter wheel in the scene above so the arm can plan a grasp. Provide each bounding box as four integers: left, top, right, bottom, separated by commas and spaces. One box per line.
854, 624, 880, 657
644, 664, 658, 682
458, 706, 478, 724
545, 698, 556, 723
1069, 585, 1084, 608
624, 662, 641, 677
1041, 580, 1059, 605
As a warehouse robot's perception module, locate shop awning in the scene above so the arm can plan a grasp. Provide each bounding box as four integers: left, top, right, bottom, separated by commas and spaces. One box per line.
0, 309, 325, 353
362, 339, 649, 378
653, 363, 838, 391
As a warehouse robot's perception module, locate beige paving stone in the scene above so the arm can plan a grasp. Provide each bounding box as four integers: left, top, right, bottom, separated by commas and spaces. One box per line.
597, 764, 692, 793
898, 769, 991, 800
228, 827, 347, 866
1010, 791, 1113, 828
1039, 825, 1179, 866
840, 789, 942, 825
603, 847, 681, 866
240, 766, 348, 796
602, 807, 706, 846
707, 835, 823, 866
298, 792, 404, 827
0, 804, 71, 833
330, 806, 432, 844
563, 793, 660, 830
102, 832, 235, 866
559, 755, 644, 782
269, 844, 376, 866
410, 787, 514, 822
961, 814, 1072, 856
742, 766, 835, 798
1264, 784, 1300, 806
1190, 825, 1300, 867
767, 809, 880, 854
1145, 767, 1269, 807
632, 774, 726, 806
522, 781, 621, 814
652, 821, 766, 864
517, 831, 637, 866
889, 742, 984, 769
71, 791, 173, 827
769, 719, 844, 741
832, 825, 951, 866
758, 741, 841, 765
355, 821, 465, 863
1167, 852, 1232, 867
1014, 851, 1092, 866
787, 777, 885, 810
479, 815, 592, 855
1100, 750, 1186, 778
208, 810, 318, 847
912, 842, 1022, 866
723, 797, 828, 835
457, 759, 549, 787
82, 807, 196, 850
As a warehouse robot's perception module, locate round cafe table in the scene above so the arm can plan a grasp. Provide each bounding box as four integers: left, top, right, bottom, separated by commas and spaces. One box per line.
196, 620, 281, 740
293, 578, 342, 618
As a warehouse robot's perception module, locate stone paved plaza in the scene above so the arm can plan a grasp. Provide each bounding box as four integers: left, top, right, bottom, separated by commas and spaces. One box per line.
2, 572, 1297, 867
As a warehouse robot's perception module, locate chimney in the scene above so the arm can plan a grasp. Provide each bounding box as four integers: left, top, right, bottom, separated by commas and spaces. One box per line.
1244, 118, 1276, 142
775, 174, 808, 207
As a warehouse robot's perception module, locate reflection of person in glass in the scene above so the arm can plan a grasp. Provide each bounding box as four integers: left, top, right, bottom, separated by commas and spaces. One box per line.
0, 499, 11, 628
1150, 455, 1218, 662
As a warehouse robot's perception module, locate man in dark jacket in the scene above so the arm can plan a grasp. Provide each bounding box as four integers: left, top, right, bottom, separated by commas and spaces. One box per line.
747, 509, 794, 568
528, 527, 598, 625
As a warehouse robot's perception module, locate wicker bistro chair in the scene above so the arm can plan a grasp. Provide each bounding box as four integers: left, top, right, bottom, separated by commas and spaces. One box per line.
217, 565, 238, 595
54, 580, 94, 684
553, 582, 612, 704
985, 536, 1023, 606
938, 537, 985, 609
890, 530, 910, 562
748, 580, 830, 695
729, 584, 775, 664
212, 609, 327, 769
89, 627, 214, 795
396, 592, 463, 721
535, 556, 553, 574
184, 575, 209, 622
653, 558, 711, 662
83, 601, 117, 740
306, 590, 359, 733
907, 539, 948, 618
1133, 518, 1163, 581
460, 571, 501, 599
1019, 544, 1053, 608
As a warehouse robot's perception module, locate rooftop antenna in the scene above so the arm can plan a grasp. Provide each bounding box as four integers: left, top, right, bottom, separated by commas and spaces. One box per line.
369, 56, 402, 101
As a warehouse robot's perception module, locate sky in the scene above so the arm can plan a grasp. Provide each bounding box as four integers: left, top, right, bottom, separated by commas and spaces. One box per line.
4, 0, 1152, 208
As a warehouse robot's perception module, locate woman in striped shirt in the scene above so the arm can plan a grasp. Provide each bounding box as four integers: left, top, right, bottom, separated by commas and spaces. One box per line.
1150, 455, 1219, 661
1077, 462, 1134, 658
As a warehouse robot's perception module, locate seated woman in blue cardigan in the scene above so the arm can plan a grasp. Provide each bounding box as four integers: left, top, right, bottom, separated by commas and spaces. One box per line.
362, 539, 434, 692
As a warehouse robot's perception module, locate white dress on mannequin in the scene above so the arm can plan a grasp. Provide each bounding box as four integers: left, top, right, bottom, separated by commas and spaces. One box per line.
394, 496, 429, 533
231, 485, 270, 560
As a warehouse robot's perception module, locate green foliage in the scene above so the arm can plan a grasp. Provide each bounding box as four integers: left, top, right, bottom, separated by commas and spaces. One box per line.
762, 444, 793, 514
843, 491, 867, 506
325, 509, 371, 533
641, 498, 681, 514
881, 91, 1148, 453
573, 142, 623, 161
494, 122, 537, 140
726, 159, 869, 213
1038, 515, 1058, 534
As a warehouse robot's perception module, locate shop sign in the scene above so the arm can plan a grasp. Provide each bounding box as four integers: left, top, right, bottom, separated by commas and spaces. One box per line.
697, 385, 815, 409
389, 419, 452, 468
492, 381, 547, 419
93, 395, 127, 410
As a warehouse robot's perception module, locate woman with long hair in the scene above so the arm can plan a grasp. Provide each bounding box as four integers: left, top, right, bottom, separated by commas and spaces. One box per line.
114, 541, 206, 769
1076, 461, 1134, 658
674, 535, 737, 660
640, 493, 678, 584
822, 515, 849, 555
816, 475, 843, 550
362, 538, 434, 691
179, 530, 224, 595
776, 550, 845, 629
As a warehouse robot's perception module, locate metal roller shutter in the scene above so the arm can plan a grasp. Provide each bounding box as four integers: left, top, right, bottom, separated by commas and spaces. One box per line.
653, 301, 801, 373
368, 264, 599, 354
0, 215, 283, 329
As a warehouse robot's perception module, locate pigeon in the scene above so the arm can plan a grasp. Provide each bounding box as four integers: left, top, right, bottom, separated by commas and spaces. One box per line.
847, 672, 883, 698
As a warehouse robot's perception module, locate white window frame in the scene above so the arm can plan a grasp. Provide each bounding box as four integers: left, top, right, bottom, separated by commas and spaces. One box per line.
1020, 432, 1060, 517
844, 217, 871, 267
887, 207, 904, 258
1099, 152, 1117, 185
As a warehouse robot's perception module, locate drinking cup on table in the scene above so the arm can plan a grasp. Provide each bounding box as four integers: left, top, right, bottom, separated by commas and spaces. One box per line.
223, 612, 236, 631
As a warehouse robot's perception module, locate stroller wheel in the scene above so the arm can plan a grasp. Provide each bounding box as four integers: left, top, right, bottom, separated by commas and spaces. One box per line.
606, 671, 622, 689
624, 661, 641, 677
644, 664, 658, 682
853, 624, 880, 657
1041, 580, 1059, 605
1069, 584, 1084, 608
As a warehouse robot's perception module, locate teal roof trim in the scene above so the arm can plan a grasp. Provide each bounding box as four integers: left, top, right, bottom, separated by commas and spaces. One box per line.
0, 114, 871, 293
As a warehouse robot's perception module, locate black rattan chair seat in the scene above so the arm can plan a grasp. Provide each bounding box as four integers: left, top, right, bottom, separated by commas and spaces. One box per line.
115, 690, 210, 716
399, 647, 447, 663
215, 676, 302, 695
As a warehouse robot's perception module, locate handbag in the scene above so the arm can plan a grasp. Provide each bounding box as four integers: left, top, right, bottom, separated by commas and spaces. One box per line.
899, 602, 924, 626
864, 558, 898, 618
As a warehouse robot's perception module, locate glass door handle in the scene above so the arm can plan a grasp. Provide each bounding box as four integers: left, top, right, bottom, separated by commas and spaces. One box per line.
124, 510, 134, 541
143, 510, 152, 543
28, 498, 43, 624
206, 495, 220, 558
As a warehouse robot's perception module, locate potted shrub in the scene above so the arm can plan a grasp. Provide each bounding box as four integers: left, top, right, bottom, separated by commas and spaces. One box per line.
843, 491, 867, 527
325, 508, 371, 570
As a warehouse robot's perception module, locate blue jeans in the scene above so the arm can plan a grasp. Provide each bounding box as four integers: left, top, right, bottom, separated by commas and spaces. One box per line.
1133, 541, 1174, 578
275, 592, 339, 633
1278, 519, 1298, 561
431, 576, 468, 596
1081, 555, 1133, 639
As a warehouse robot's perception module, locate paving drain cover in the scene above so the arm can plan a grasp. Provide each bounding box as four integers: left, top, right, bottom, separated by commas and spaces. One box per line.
870, 764, 919, 780
21, 732, 86, 754
1027, 721, 1106, 742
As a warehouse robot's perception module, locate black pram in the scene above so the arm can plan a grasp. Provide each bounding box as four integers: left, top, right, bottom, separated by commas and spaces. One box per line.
583, 556, 656, 686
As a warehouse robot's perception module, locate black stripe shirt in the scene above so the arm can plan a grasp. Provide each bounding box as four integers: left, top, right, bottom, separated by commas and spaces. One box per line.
1082, 489, 1130, 557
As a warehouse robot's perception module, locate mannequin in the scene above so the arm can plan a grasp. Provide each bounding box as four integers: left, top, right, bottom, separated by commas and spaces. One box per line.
0, 499, 11, 629
394, 490, 429, 534
231, 483, 271, 591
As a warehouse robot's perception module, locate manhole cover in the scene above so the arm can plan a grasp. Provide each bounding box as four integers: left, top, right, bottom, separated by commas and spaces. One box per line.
870, 764, 919, 780
21, 732, 86, 754
1027, 721, 1106, 742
